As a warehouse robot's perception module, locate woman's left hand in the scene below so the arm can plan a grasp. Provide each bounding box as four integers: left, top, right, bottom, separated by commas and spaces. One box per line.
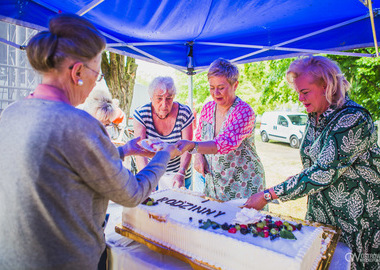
122, 137, 155, 158
172, 173, 185, 188
243, 191, 267, 210
175, 140, 196, 153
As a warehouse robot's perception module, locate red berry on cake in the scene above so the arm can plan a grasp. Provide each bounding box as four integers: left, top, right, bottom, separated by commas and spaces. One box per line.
275, 221, 283, 227
228, 227, 237, 234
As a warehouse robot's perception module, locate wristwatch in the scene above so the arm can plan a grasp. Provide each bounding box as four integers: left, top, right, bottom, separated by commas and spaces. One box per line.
263, 189, 273, 202
188, 142, 199, 154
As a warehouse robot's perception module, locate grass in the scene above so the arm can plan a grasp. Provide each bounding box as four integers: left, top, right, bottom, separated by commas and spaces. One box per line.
254, 134, 308, 220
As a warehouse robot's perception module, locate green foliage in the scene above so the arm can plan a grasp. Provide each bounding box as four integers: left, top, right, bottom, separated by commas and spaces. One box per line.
174, 49, 380, 121
241, 58, 300, 115
175, 66, 276, 116
242, 50, 380, 120
175, 70, 211, 113
329, 48, 380, 120
280, 229, 297, 240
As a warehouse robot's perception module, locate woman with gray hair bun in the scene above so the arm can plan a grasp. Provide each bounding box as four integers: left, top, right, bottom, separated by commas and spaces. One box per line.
0, 14, 181, 270
134, 76, 194, 189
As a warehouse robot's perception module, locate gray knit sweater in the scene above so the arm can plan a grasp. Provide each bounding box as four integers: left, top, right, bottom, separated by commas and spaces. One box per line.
0, 98, 170, 270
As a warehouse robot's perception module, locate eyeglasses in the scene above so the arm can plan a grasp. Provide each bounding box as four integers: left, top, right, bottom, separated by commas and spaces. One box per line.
84, 64, 104, 82
69, 63, 104, 82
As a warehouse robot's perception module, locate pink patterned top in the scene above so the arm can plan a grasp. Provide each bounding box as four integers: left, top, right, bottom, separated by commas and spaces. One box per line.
195, 97, 265, 201
195, 99, 256, 154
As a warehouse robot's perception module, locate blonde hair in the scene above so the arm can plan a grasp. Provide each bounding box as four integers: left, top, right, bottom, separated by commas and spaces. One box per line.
148, 77, 177, 98
26, 14, 106, 72
286, 55, 350, 107
83, 89, 118, 124
207, 58, 239, 86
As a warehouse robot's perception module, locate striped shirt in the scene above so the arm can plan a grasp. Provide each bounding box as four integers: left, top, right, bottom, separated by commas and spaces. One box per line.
134, 102, 194, 178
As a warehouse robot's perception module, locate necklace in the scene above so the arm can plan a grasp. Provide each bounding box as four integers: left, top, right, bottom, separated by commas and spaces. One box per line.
155, 112, 169, 120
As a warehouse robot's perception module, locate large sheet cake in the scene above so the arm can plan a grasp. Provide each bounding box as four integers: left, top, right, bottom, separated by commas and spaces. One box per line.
122, 189, 324, 270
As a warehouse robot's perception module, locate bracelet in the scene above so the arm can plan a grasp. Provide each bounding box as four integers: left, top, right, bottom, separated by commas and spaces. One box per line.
188, 142, 199, 154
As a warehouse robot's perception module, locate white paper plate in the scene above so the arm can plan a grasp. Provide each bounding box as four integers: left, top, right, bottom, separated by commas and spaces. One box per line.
141, 139, 167, 152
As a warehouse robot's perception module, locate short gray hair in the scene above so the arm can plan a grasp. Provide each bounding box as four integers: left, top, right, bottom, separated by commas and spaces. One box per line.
148, 76, 177, 98
83, 89, 118, 123
207, 58, 239, 86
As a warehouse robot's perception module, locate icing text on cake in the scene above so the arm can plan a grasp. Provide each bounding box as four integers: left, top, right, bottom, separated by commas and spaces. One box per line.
156, 196, 226, 218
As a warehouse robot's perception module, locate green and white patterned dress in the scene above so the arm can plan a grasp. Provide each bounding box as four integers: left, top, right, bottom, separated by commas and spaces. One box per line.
196, 98, 265, 201
274, 97, 380, 270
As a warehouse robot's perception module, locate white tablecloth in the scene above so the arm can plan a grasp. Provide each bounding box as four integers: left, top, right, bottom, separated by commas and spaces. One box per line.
105, 203, 192, 270
105, 203, 351, 270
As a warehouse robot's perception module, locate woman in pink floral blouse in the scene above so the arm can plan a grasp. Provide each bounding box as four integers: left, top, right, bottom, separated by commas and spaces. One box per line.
177, 58, 265, 201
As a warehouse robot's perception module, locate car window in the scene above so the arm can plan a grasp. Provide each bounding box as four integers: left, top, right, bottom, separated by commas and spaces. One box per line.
277, 116, 288, 127
288, 115, 307, 126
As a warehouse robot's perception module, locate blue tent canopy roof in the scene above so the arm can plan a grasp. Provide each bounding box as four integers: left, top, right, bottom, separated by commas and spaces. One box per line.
0, 0, 379, 73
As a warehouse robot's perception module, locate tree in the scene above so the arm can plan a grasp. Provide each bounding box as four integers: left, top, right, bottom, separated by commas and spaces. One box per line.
176, 50, 380, 121
175, 61, 296, 116
242, 58, 300, 115
175, 71, 211, 113
330, 48, 380, 120
242, 51, 380, 120
101, 52, 138, 121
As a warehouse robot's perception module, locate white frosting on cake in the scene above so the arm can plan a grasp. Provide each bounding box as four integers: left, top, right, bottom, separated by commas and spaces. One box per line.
122, 189, 323, 270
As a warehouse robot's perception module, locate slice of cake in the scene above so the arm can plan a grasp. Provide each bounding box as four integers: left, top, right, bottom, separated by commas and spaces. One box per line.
122, 189, 324, 270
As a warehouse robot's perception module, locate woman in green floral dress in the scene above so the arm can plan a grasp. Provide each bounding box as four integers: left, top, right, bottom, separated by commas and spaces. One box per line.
245, 56, 380, 270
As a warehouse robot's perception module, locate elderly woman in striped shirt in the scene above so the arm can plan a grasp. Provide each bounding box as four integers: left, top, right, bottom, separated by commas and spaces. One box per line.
133, 76, 194, 189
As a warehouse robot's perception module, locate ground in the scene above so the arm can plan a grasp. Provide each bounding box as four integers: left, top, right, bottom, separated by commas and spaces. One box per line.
254, 135, 307, 220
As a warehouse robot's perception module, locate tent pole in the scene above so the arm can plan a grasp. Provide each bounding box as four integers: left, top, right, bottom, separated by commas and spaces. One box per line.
0, 37, 26, 50
188, 74, 194, 190
368, 0, 379, 57
188, 75, 194, 115
186, 41, 195, 190
103, 32, 182, 71
187, 40, 194, 113
231, 13, 373, 62
76, 0, 104, 16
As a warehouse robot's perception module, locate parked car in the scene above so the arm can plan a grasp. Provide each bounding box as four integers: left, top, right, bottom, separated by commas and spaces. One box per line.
259, 111, 307, 148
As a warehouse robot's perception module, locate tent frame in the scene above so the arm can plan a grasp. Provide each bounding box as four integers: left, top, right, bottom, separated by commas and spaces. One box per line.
0, 1, 378, 74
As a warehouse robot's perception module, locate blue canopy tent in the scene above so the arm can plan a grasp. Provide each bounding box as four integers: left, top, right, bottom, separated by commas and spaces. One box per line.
0, 0, 379, 75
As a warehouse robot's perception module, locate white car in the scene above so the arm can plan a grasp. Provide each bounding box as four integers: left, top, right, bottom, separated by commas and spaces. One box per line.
259, 111, 307, 148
